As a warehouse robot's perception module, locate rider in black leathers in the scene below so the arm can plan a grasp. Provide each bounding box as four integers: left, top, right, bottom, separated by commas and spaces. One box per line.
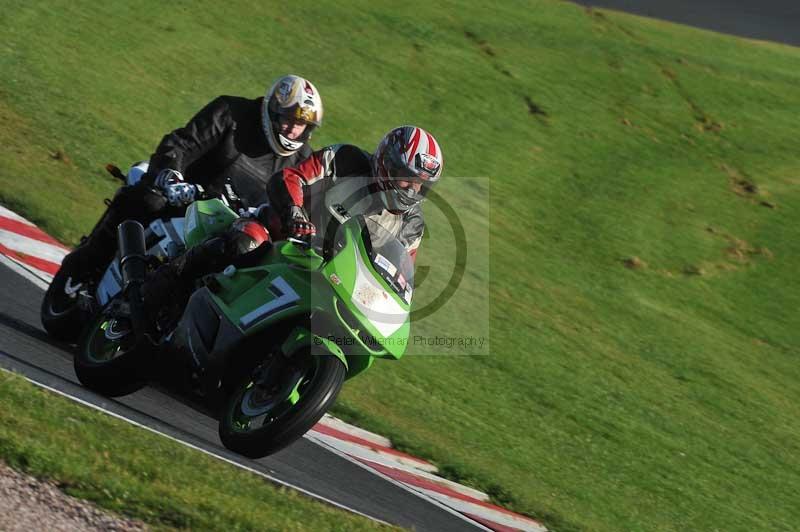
57, 75, 323, 284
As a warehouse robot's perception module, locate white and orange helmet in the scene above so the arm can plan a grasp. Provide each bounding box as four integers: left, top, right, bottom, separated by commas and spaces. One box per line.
373, 126, 443, 212
263, 75, 323, 156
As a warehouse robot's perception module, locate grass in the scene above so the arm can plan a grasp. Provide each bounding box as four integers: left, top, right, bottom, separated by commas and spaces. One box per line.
1, 1, 800, 530
0, 371, 389, 531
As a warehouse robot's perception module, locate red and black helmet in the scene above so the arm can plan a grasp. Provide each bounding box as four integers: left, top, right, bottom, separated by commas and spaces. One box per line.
373, 126, 444, 213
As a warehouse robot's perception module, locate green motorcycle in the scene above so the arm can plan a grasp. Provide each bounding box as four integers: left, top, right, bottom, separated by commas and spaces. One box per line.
74, 198, 413, 458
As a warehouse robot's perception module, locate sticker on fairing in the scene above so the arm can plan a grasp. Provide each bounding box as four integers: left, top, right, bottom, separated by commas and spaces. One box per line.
239, 276, 301, 329
374, 253, 397, 277
351, 247, 407, 337
184, 203, 198, 237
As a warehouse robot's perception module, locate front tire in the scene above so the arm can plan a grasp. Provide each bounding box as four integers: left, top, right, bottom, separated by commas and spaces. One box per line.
41, 267, 90, 343
219, 352, 346, 458
74, 310, 149, 397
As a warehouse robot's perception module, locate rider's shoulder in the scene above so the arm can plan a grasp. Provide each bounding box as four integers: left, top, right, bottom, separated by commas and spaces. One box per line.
211, 94, 256, 106
319, 144, 371, 170
321, 144, 370, 159
203, 95, 259, 116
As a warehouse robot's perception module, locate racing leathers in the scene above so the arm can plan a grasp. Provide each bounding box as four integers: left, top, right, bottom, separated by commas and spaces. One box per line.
60, 95, 312, 281
138, 143, 426, 318
267, 143, 425, 260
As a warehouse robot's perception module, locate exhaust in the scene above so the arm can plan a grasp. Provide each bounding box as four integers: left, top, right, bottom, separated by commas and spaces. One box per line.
117, 221, 148, 338
118, 221, 147, 286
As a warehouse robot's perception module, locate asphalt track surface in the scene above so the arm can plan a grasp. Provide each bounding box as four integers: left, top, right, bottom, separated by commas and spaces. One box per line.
0, 261, 483, 532
572, 0, 800, 47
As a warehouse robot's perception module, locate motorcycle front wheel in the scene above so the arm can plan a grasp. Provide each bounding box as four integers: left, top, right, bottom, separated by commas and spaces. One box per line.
219, 350, 346, 458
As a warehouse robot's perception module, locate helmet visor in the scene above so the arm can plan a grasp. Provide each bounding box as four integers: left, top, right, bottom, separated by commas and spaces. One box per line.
380, 147, 436, 200
270, 106, 318, 148
273, 102, 321, 127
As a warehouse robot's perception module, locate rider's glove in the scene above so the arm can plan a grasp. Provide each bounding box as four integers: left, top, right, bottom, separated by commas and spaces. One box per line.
284, 205, 316, 240
153, 168, 184, 189
164, 182, 199, 206
154, 169, 200, 207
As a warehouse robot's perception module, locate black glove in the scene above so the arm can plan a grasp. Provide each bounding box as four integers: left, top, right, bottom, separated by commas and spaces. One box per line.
284, 205, 316, 240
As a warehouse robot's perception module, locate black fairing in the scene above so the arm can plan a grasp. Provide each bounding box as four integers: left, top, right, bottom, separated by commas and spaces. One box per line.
167, 287, 242, 396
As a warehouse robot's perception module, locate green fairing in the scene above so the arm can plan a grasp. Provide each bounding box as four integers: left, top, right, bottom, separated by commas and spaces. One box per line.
183, 199, 238, 248
186, 210, 411, 381
275, 241, 324, 270
322, 226, 410, 360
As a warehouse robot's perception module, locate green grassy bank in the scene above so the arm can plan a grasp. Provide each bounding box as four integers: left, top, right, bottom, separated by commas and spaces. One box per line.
2, 1, 799, 530
0, 371, 388, 530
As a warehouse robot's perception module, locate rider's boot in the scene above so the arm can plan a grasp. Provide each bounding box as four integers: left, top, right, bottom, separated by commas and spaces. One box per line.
56, 206, 121, 298
60, 183, 168, 284
140, 236, 229, 317
139, 219, 271, 321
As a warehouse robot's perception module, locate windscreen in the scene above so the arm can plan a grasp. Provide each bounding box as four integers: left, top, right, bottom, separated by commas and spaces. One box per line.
362, 217, 414, 305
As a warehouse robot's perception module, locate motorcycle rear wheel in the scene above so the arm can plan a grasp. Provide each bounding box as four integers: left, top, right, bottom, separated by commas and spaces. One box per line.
41, 267, 90, 343
219, 351, 346, 458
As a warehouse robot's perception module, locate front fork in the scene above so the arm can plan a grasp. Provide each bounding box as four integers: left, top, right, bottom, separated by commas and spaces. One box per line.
280, 326, 349, 370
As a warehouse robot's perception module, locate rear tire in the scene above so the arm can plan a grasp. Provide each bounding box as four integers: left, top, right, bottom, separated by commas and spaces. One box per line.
41, 267, 90, 343
219, 352, 346, 458
74, 310, 150, 397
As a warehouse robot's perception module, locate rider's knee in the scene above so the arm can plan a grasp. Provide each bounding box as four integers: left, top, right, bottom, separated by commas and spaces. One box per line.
224, 219, 271, 257
126, 161, 149, 186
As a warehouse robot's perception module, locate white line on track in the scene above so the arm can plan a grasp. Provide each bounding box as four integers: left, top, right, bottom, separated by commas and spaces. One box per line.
0, 366, 392, 527
0, 252, 51, 289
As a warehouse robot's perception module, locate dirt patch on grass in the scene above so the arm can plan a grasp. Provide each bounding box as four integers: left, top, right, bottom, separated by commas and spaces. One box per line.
464, 30, 496, 57
724, 237, 773, 262
524, 95, 548, 118
706, 226, 774, 267
622, 256, 647, 270
651, 226, 773, 278
659, 67, 723, 133
719, 164, 777, 206
49, 150, 72, 164
463, 29, 519, 80
722, 164, 757, 194
585, 7, 646, 42
682, 264, 705, 276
